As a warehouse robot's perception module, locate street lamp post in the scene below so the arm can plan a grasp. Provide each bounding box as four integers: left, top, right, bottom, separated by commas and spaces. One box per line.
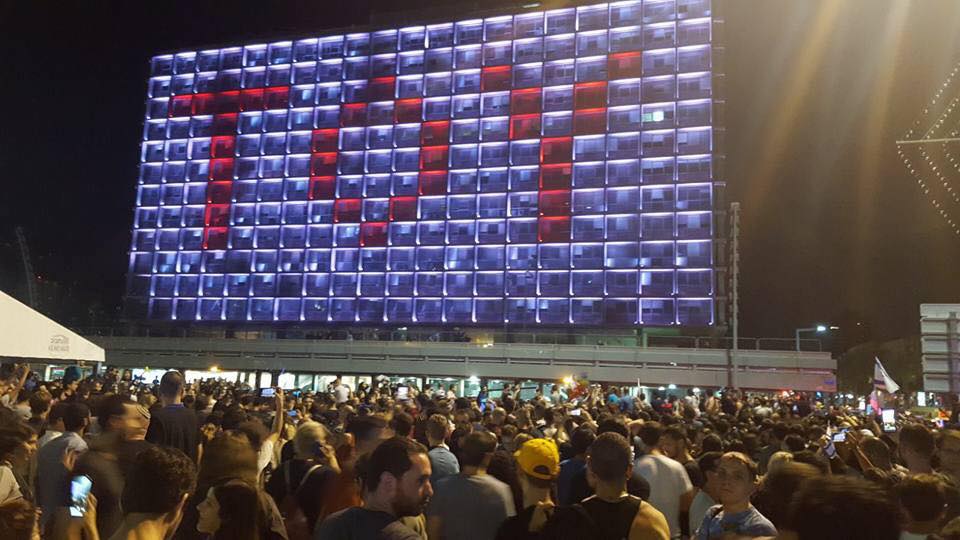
794, 325, 839, 351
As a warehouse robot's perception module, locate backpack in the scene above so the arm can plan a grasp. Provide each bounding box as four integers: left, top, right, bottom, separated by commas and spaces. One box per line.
278, 462, 324, 540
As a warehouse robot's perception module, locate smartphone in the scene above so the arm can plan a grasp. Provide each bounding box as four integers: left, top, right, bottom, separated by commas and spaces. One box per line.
832, 430, 847, 443
259, 387, 276, 398
881, 408, 897, 433
396, 386, 409, 401
70, 475, 93, 517
570, 408, 581, 416
287, 410, 299, 417
291, 390, 301, 397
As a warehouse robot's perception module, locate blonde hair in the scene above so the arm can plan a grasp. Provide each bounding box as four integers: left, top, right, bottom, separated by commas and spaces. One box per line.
767, 451, 794, 475
293, 421, 330, 457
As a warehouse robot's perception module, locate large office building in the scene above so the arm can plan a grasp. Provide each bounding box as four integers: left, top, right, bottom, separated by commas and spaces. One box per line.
125, 0, 723, 328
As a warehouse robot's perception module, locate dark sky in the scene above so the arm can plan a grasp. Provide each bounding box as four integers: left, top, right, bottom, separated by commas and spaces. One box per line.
1, 0, 958, 341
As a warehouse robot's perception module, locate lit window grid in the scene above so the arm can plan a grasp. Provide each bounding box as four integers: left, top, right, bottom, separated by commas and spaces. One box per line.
128, 0, 717, 326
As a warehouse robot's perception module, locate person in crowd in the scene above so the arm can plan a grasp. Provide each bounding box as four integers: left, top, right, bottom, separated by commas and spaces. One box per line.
330, 376, 351, 405
0, 497, 41, 540
495, 438, 560, 540
425, 414, 458, 485
577, 432, 669, 540
756, 423, 788, 474
896, 474, 949, 539
764, 451, 794, 475
107, 446, 198, 540
694, 452, 776, 539
0, 414, 37, 505
634, 422, 693, 539
899, 424, 936, 476
36, 401, 89, 527
146, 371, 199, 463
783, 475, 900, 539
197, 479, 272, 540
557, 426, 596, 506
427, 431, 516, 540
37, 401, 69, 448
27, 392, 51, 434
315, 437, 432, 540
688, 452, 722, 535
749, 461, 818, 532
940, 430, 960, 483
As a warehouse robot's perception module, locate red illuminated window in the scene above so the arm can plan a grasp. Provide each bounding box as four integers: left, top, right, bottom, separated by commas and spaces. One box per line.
214, 91, 240, 114
210, 136, 236, 158
421, 121, 450, 145
389, 197, 418, 221
308, 176, 336, 200
419, 171, 448, 195
203, 227, 229, 250
574, 108, 607, 135
311, 129, 339, 153
481, 66, 511, 92
510, 114, 541, 139
264, 86, 290, 109
334, 199, 362, 222
540, 164, 572, 189
360, 222, 388, 246
206, 181, 233, 204
420, 146, 449, 171
511, 88, 541, 115
395, 98, 423, 123
204, 204, 231, 227
369, 77, 396, 101
192, 93, 216, 115
574, 82, 607, 109
212, 114, 238, 136
539, 190, 571, 216
209, 158, 235, 181
340, 103, 367, 127
608, 52, 642, 80
311, 153, 338, 176
169, 95, 193, 117
541, 137, 572, 164
538, 216, 571, 242
240, 88, 265, 111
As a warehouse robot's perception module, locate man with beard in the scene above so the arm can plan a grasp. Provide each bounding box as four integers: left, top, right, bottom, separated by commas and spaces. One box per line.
316, 437, 433, 540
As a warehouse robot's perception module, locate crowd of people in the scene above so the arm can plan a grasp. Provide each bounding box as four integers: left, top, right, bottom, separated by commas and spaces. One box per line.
1, 360, 959, 539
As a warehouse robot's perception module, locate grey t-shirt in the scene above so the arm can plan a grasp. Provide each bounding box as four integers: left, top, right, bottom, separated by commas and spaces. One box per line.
426, 473, 516, 540
315, 507, 420, 540
428, 446, 460, 484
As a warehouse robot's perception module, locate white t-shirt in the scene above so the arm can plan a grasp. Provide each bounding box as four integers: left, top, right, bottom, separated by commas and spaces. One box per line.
635, 454, 693, 539
0, 464, 22, 504
38, 429, 63, 448
333, 384, 351, 404
689, 489, 716, 535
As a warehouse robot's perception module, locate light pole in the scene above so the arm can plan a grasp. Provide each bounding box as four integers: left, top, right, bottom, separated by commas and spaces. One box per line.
795, 325, 839, 351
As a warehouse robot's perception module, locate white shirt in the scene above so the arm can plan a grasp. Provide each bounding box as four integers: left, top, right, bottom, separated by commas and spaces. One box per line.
635, 454, 693, 539
689, 489, 716, 536
38, 429, 63, 448
333, 384, 350, 404
0, 464, 22, 504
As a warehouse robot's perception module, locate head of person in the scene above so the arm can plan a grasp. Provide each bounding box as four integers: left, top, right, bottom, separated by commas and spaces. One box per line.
781, 434, 806, 453
862, 436, 894, 471
459, 430, 498, 469
389, 412, 414, 439
346, 415, 390, 457
45, 402, 68, 432
570, 426, 597, 458
940, 430, 960, 476
121, 446, 197, 534
28, 393, 51, 420
899, 424, 935, 471
514, 438, 560, 494
0, 497, 39, 540
587, 432, 633, 488
638, 421, 664, 450
292, 421, 332, 460
697, 451, 723, 497
197, 432, 260, 490
766, 451, 795, 475
425, 414, 451, 446
895, 474, 947, 530
755, 462, 819, 530
701, 433, 724, 453
785, 476, 899, 540
716, 452, 759, 508
358, 437, 432, 517
97, 396, 148, 440
196, 480, 268, 540
659, 425, 689, 460
62, 401, 91, 435
0, 422, 37, 465
159, 371, 186, 402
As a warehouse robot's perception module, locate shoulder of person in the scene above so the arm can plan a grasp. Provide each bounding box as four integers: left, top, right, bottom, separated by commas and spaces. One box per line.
630, 501, 670, 540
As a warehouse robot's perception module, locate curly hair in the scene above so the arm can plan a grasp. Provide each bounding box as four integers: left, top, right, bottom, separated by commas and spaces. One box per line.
0, 422, 35, 461
121, 446, 197, 515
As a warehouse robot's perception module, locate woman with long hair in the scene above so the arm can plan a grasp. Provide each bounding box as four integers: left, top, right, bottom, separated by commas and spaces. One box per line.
197, 480, 270, 540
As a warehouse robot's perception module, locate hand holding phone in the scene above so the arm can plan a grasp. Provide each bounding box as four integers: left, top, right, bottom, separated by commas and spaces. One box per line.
881, 409, 897, 433
260, 387, 276, 398
70, 475, 93, 517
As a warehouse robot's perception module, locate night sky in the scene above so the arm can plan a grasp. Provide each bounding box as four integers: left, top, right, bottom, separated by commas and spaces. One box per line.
2, 0, 958, 342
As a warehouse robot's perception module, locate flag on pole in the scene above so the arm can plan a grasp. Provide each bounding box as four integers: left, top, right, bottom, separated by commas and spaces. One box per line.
874, 357, 900, 394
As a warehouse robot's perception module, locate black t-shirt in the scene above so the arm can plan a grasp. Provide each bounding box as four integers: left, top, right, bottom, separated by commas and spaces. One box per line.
314, 507, 420, 540
578, 495, 643, 540
683, 460, 704, 489
495, 505, 539, 540
569, 467, 650, 505
265, 459, 336, 532
146, 404, 199, 462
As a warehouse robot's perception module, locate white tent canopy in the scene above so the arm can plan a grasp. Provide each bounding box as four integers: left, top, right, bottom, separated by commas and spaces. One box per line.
0, 289, 104, 363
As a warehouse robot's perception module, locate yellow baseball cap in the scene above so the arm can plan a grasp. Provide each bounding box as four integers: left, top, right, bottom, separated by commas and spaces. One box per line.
514, 438, 560, 480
